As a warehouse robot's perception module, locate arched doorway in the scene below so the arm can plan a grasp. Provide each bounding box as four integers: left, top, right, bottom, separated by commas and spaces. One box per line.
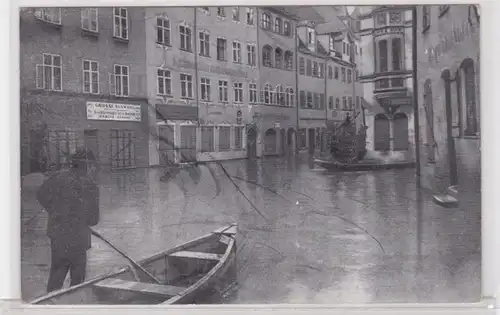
287, 128, 296, 155
247, 126, 257, 159
442, 69, 459, 186
280, 129, 286, 156
374, 114, 390, 151
393, 113, 409, 151
264, 128, 277, 155
460, 58, 478, 136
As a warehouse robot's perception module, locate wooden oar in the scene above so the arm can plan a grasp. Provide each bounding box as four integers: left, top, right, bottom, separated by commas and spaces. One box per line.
90, 228, 162, 284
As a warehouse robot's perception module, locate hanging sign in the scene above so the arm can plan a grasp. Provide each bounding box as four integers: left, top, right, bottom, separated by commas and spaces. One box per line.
86, 102, 141, 122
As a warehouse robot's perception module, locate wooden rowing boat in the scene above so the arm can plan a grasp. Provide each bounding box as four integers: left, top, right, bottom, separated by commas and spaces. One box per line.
314, 158, 416, 171
29, 224, 238, 305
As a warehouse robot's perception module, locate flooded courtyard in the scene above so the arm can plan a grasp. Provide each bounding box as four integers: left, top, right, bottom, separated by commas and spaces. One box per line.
21, 156, 481, 304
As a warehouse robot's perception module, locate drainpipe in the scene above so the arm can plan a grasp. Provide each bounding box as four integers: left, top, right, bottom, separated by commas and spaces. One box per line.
412, 6, 421, 179
324, 55, 328, 153
193, 8, 200, 163
295, 23, 300, 155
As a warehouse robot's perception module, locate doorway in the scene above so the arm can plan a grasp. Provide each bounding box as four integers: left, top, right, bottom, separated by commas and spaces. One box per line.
308, 128, 315, 154
84, 129, 99, 168
247, 126, 257, 159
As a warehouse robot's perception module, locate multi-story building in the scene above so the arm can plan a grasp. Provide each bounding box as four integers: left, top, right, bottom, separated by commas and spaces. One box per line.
415, 4, 480, 205
358, 6, 415, 161
146, 7, 259, 165
253, 7, 298, 157
20, 7, 151, 175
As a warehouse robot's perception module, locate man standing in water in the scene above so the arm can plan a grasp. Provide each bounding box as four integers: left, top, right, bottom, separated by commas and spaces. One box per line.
36, 148, 100, 292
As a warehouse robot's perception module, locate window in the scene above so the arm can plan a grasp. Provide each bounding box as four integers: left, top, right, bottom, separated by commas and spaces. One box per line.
217, 38, 227, 61
262, 13, 271, 29
347, 69, 352, 83
246, 8, 254, 25
328, 66, 333, 79
275, 48, 283, 69
356, 96, 360, 108
335, 97, 340, 109
81, 8, 98, 32
334, 66, 339, 79
232, 41, 242, 63
180, 73, 193, 98
319, 63, 325, 78
328, 96, 334, 109
157, 68, 171, 96
180, 25, 192, 52
35, 8, 61, 24
233, 82, 243, 103
110, 130, 135, 169
110, 64, 129, 96
342, 96, 347, 109
285, 51, 293, 70
389, 11, 402, 24
199, 31, 210, 57
217, 7, 226, 17
299, 57, 305, 75
348, 96, 353, 109
346, 43, 350, 56
284, 21, 291, 36
83, 60, 99, 94
329, 37, 334, 51
307, 91, 313, 108
392, 38, 402, 71
200, 77, 211, 101
307, 28, 314, 44
201, 126, 214, 152
275, 17, 282, 33
422, 6, 430, 31
263, 84, 272, 104
276, 85, 285, 105
262, 45, 272, 67
234, 127, 244, 150
113, 8, 128, 40
341, 67, 346, 82
377, 12, 387, 26
313, 61, 319, 77
218, 126, 231, 151
247, 44, 256, 66
378, 39, 388, 72
249, 83, 257, 103
218, 80, 229, 102
285, 88, 294, 107
45, 129, 82, 170
232, 7, 240, 21
36, 53, 62, 91
313, 93, 319, 109
156, 17, 171, 45
343, 42, 346, 54
299, 90, 306, 108
306, 59, 312, 76
319, 94, 325, 109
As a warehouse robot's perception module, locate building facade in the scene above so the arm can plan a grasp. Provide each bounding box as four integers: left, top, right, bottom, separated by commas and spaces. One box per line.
358, 6, 415, 161
415, 4, 480, 200
20, 7, 151, 175
253, 7, 298, 158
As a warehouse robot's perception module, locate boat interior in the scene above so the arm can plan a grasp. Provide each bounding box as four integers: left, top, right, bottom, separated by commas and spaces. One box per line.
32, 226, 237, 305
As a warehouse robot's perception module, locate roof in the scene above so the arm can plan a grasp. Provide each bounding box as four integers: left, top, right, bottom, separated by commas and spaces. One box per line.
282, 6, 326, 23
298, 38, 329, 58
316, 16, 349, 34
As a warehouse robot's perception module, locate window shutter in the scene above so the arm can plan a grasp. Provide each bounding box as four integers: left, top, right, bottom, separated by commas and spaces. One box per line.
36, 64, 44, 89
109, 73, 116, 95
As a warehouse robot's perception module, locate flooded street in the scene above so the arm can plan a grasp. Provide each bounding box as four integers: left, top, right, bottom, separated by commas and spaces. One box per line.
21, 156, 481, 304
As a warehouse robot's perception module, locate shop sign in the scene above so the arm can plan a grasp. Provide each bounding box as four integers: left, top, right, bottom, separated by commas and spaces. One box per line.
87, 102, 141, 122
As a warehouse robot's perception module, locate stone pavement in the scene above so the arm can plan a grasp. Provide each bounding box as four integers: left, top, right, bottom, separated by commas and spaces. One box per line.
21, 156, 481, 304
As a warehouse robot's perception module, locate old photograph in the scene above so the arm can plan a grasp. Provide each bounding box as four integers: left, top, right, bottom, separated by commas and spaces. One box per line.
19, 5, 481, 305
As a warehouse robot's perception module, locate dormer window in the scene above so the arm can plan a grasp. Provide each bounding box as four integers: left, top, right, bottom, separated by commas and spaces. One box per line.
329, 36, 334, 51
284, 21, 291, 36
275, 17, 282, 33
307, 27, 315, 44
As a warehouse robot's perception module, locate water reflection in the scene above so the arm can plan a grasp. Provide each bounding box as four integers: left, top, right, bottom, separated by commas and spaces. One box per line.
21, 156, 480, 303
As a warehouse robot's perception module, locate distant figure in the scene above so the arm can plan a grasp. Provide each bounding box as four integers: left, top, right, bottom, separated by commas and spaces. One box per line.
36, 148, 100, 292
344, 113, 352, 125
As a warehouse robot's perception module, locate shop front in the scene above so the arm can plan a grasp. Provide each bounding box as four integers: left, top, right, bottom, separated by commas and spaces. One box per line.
21, 92, 150, 174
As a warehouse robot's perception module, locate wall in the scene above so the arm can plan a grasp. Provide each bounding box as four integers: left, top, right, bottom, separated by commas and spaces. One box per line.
416, 4, 480, 192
